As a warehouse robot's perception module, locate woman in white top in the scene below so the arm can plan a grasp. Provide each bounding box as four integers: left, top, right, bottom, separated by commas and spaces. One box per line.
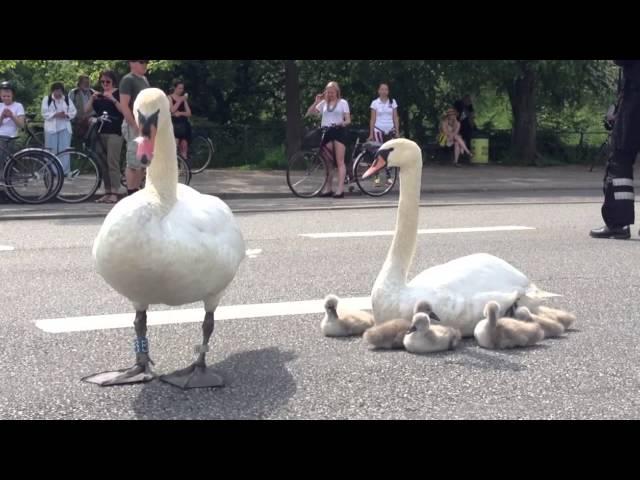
41, 82, 77, 176
0, 81, 25, 172
368, 82, 399, 143
306, 81, 351, 198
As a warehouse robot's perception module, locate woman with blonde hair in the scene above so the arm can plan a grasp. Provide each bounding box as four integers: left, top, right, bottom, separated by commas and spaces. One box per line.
306, 81, 351, 198
440, 108, 471, 166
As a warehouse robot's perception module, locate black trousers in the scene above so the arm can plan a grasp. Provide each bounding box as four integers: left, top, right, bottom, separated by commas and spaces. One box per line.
601, 88, 640, 227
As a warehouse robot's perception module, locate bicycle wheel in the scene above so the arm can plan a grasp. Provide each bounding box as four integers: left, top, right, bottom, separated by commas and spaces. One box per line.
286, 150, 328, 198
177, 154, 192, 185
56, 149, 101, 203
3, 149, 63, 204
187, 136, 213, 174
353, 151, 398, 197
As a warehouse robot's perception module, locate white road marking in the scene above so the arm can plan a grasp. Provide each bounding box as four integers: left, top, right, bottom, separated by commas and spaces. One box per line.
300, 225, 536, 239
35, 296, 372, 334
0, 245, 15, 251
245, 248, 262, 258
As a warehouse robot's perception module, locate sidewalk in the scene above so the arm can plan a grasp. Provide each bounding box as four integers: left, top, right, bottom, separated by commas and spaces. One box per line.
188, 164, 606, 197
0, 164, 609, 221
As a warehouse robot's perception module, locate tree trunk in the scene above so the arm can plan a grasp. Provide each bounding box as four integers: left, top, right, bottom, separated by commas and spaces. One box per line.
285, 60, 302, 159
508, 64, 537, 164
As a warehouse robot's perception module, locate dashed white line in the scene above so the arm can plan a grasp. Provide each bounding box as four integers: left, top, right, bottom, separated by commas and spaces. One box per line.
300, 225, 536, 239
35, 296, 372, 334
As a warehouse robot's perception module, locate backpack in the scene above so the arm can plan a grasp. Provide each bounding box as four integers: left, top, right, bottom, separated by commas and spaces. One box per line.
47, 93, 69, 108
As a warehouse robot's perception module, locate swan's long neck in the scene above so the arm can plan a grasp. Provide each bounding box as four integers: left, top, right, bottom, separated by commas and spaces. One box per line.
378, 158, 422, 287
145, 122, 178, 204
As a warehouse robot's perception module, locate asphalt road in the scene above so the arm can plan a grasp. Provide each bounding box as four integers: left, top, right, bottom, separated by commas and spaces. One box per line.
1, 197, 639, 419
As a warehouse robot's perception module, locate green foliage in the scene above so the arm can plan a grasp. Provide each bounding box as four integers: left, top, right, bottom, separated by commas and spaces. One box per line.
0, 59, 619, 167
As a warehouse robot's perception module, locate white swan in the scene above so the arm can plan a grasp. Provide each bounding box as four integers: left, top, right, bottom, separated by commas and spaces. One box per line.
84, 88, 245, 389
362, 138, 559, 337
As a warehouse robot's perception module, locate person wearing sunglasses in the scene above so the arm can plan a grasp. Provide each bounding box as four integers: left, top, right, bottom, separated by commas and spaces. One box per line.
85, 70, 125, 204
119, 60, 150, 195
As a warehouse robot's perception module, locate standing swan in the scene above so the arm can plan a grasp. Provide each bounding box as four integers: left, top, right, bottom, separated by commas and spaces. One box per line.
84, 88, 245, 389
362, 138, 559, 336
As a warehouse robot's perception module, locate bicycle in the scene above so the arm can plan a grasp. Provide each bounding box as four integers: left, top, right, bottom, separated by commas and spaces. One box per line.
351, 129, 398, 197
286, 126, 398, 198
22, 114, 101, 203
0, 135, 64, 204
185, 134, 215, 174
22, 116, 45, 148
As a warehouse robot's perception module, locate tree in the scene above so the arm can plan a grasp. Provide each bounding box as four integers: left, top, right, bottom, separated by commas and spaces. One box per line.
444, 60, 615, 163
284, 60, 302, 158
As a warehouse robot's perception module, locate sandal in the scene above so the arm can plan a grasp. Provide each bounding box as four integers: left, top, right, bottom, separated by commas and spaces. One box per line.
96, 194, 119, 204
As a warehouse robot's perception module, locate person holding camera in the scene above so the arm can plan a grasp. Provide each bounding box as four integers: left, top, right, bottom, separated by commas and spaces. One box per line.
591, 60, 640, 239
168, 79, 192, 161
0, 81, 25, 171
306, 81, 351, 198
41, 82, 77, 176
85, 70, 125, 203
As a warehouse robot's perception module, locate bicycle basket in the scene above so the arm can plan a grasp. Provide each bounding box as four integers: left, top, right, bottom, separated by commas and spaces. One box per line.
302, 128, 323, 149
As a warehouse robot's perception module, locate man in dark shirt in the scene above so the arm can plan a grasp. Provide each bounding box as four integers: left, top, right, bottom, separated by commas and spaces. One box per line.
120, 60, 150, 195
454, 94, 475, 161
590, 60, 640, 239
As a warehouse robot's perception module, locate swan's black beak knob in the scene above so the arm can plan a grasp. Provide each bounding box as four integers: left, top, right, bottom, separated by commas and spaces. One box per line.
137, 109, 159, 138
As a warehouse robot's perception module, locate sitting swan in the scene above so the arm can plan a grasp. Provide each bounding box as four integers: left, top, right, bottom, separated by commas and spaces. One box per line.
362, 138, 560, 337
403, 310, 461, 354
321, 294, 375, 337
515, 306, 565, 338
84, 88, 245, 389
474, 301, 544, 349
363, 299, 435, 350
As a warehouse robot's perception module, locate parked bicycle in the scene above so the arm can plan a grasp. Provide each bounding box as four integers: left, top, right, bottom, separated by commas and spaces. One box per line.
286, 126, 398, 198
186, 134, 215, 174
0, 134, 64, 204
22, 114, 101, 203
